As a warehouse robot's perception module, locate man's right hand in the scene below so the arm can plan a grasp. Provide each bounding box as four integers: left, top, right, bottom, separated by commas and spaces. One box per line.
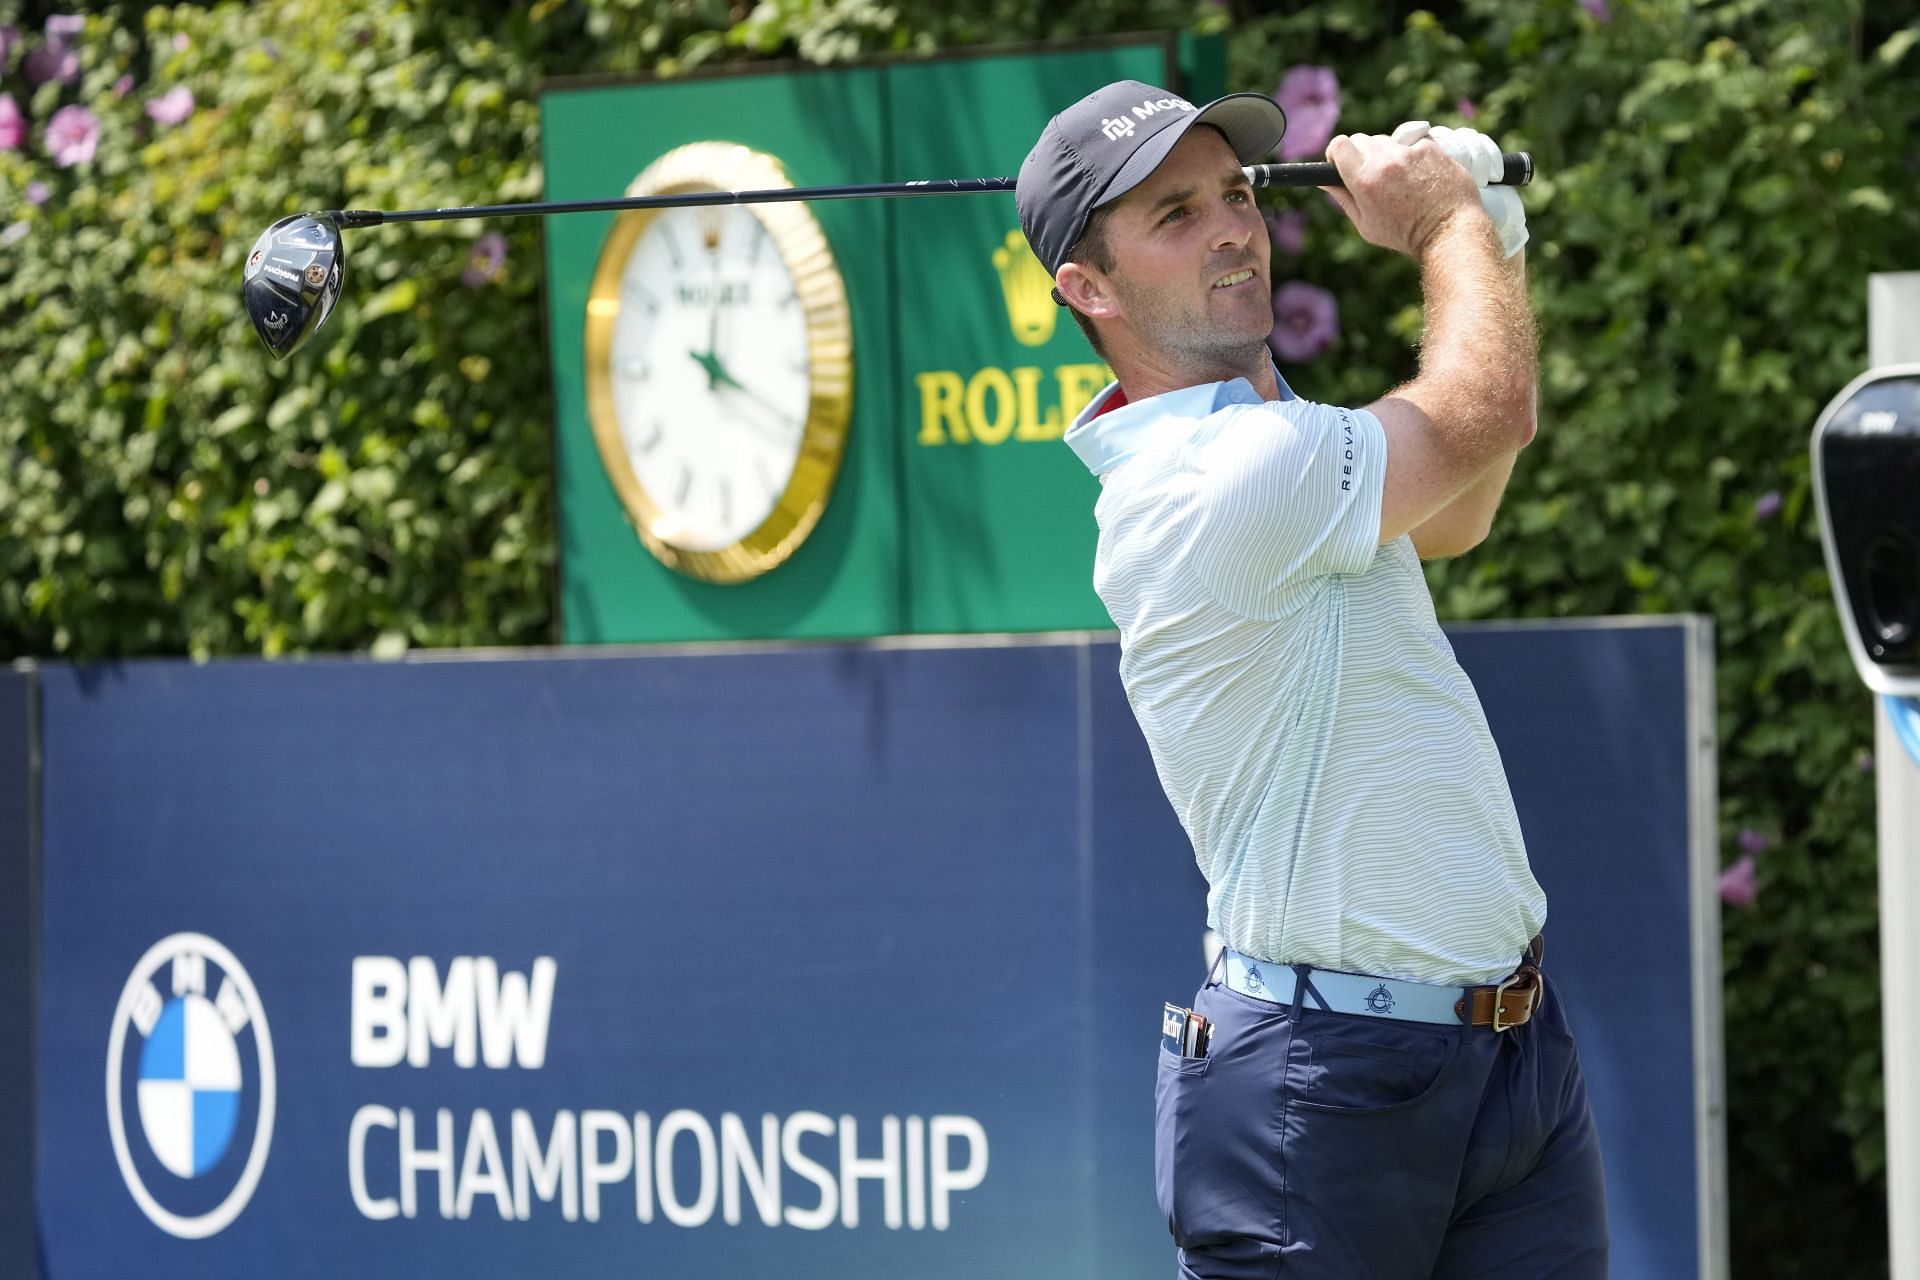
1321, 132, 1485, 259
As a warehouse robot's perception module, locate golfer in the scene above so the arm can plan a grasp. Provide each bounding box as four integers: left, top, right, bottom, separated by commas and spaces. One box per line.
1017, 81, 1607, 1277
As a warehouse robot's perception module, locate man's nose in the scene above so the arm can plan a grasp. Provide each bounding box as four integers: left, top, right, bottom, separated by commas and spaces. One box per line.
1210, 204, 1256, 253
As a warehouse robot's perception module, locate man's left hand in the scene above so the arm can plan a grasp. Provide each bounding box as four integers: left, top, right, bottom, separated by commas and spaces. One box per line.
1392, 121, 1527, 259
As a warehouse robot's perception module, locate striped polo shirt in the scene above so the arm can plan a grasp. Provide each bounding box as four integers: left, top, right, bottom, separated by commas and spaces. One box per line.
1067, 373, 1546, 986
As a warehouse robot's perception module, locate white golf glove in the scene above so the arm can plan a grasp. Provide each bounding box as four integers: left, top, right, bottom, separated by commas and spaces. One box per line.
1392, 120, 1527, 259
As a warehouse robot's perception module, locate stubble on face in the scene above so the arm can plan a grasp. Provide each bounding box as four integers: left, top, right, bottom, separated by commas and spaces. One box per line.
1101, 128, 1274, 385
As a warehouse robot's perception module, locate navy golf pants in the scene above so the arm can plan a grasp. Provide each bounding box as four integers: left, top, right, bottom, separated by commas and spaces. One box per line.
1155, 968, 1608, 1278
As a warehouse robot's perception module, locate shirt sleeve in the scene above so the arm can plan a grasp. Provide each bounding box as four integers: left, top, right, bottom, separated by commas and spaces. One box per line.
1186, 399, 1387, 618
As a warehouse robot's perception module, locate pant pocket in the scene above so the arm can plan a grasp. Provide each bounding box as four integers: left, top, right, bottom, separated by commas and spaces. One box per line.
1288, 1016, 1461, 1116
1154, 1004, 1286, 1267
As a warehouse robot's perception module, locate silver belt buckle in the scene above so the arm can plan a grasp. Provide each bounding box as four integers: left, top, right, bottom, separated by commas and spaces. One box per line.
1490, 970, 1539, 1033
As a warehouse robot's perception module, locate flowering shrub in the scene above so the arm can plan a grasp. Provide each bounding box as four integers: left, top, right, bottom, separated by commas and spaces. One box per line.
0, 1, 1915, 1271
0, 1, 557, 658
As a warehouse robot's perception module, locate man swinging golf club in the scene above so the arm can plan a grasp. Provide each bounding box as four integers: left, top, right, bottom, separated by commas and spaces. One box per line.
1019, 81, 1607, 1278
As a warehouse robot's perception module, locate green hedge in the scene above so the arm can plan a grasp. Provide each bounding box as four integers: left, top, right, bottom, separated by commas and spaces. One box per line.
3, 0, 1915, 1272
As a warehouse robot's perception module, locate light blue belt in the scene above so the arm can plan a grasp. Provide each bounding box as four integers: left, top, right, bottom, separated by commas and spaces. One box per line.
1219, 948, 1468, 1025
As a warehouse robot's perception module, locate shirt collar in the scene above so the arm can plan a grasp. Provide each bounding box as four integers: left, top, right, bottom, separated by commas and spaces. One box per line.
1064, 364, 1297, 477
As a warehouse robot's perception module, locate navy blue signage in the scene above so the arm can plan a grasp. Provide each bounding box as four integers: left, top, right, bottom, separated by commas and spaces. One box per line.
0, 667, 34, 1280
32, 625, 1716, 1277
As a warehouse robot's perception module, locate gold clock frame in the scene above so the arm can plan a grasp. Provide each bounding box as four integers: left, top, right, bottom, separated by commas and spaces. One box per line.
583, 142, 855, 585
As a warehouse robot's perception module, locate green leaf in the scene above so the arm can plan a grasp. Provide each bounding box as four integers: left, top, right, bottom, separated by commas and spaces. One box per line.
361, 279, 420, 321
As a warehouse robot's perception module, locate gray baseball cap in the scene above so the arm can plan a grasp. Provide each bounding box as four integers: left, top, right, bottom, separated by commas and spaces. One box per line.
1016, 80, 1288, 276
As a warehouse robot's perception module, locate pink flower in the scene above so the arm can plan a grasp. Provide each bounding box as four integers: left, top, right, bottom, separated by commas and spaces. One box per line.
1719, 854, 1757, 908
1270, 281, 1339, 362
0, 25, 19, 68
0, 95, 23, 152
113, 74, 133, 98
1457, 98, 1478, 120
43, 104, 100, 169
1274, 66, 1340, 161
462, 230, 508, 287
1737, 827, 1773, 855
1753, 490, 1782, 522
1579, 0, 1611, 20
1266, 208, 1307, 256
25, 181, 48, 206
145, 85, 195, 127
44, 15, 84, 42
172, 33, 190, 51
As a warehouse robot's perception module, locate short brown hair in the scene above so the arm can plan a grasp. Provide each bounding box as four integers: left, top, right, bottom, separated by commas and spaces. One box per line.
1059, 203, 1117, 358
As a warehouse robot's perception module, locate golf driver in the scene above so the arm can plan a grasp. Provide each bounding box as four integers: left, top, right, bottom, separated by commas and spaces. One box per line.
242, 152, 1533, 359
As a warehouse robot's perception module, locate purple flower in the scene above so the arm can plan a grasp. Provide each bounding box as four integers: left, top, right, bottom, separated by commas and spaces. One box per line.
1457, 98, 1478, 120
113, 73, 133, 98
25, 41, 78, 86
1753, 490, 1782, 523
1858, 750, 1876, 775
1270, 281, 1339, 362
25, 181, 48, 206
1274, 66, 1340, 161
0, 221, 26, 248
0, 95, 23, 153
1719, 855, 1757, 908
25, 14, 82, 85
0, 25, 20, 68
1265, 208, 1307, 256
43, 104, 100, 169
261, 39, 282, 61
145, 85, 195, 127
1737, 827, 1773, 855
461, 230, 508, 287
1579, 0, 1611, 20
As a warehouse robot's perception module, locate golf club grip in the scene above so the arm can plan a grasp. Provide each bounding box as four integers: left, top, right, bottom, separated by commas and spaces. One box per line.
1247, 152, 1533, 188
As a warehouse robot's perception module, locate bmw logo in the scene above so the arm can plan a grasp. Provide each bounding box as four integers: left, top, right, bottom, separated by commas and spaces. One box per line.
105, 933, 276, 1238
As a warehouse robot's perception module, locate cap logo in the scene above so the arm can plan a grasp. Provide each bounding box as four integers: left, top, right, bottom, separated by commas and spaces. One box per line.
1099, 96, 1195, 142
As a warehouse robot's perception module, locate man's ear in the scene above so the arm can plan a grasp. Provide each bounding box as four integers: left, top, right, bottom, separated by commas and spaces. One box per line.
1054, 262, 1119, 322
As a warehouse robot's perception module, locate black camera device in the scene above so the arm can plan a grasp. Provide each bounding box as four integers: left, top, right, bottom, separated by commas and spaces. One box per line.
1813, 366, 1920, 698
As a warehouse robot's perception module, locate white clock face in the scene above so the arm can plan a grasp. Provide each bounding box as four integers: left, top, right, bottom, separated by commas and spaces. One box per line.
606, 204, 811, 553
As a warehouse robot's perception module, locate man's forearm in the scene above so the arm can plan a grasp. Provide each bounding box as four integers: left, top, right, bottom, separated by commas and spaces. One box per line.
1413, 216, 1537, 459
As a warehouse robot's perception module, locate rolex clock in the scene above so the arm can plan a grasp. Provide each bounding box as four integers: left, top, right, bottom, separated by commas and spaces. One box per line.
584, 142, 854, 584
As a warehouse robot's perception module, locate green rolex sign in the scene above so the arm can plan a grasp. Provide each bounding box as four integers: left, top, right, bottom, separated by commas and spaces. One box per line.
541, 36, 1226, 643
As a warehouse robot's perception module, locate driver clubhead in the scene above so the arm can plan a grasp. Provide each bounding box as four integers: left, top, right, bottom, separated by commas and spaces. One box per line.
242, 214, 345, 359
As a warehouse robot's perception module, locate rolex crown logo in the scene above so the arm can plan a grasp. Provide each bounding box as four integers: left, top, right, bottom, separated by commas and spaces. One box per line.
992, 230, 1056, 348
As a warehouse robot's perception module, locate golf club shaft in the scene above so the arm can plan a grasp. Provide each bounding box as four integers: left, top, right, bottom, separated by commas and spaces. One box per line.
320, 153, 1532, 229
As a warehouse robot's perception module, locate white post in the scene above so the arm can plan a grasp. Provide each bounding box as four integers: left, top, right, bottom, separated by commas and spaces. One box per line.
1869, 271, 1920, 1280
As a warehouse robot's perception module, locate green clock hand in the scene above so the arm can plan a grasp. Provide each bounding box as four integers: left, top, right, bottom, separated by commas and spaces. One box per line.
688, 346, 728, 388
687, 255, 724, 391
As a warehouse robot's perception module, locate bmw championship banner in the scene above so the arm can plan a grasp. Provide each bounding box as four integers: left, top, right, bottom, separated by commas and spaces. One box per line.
541, 37, 1225, 645
32, 623, 1721, 1277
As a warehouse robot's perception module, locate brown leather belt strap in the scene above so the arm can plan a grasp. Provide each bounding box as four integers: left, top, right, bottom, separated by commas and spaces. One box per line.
1453, 935, 1547, 1031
